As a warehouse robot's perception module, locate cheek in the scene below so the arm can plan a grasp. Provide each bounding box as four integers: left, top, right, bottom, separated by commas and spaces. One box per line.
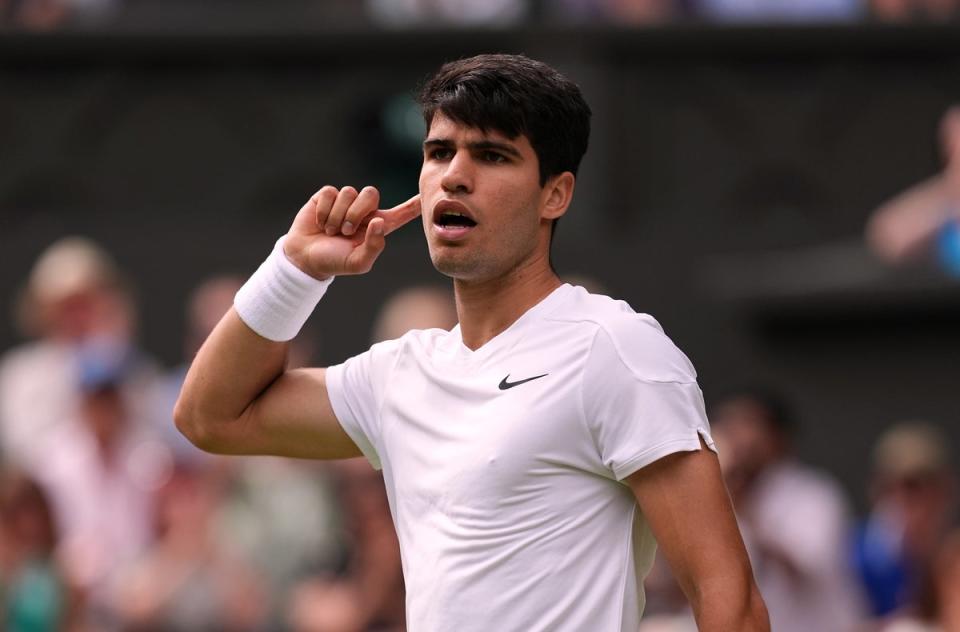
419, 161, 444, 194
490, 180, 541, 226
418, 166, 431, 196
419, 164, 448, 206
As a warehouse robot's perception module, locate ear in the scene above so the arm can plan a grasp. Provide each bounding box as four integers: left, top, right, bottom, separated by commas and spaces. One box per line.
540, 172, 575, 221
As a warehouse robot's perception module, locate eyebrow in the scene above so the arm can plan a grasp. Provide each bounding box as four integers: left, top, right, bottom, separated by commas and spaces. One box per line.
423, 138, 523, 159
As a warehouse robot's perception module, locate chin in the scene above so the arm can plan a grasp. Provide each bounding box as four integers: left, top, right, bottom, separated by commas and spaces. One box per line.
430, 256, 474, 279
429, 249, 490, 282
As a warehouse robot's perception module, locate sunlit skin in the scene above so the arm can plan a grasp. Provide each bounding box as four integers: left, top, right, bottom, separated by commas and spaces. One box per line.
418, 114, 575, 350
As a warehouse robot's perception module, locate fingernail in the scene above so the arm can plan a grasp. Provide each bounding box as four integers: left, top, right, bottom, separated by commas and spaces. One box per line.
342, 221, 354, 235
325, 226, 337, 236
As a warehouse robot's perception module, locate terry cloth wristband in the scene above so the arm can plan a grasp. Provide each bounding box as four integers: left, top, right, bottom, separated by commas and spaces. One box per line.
234, 236, 333, 342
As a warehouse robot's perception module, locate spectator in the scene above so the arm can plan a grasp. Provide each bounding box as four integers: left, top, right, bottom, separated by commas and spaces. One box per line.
709, 387, 866, 632
370, 285, 457, 343
867, 106, 960, 275
878, 528, 960, 631
29, 343, 172, 626
869, 0, 959, 20
216, 454, 343, 627
110, 464, 266, 631
695, 0, 863, 22
0, 0, 117, 30
0, 236, 160, 471
546, 0, 682, 24
0, 470, 69, 632
853, 422, 957, 620
365, 0, 528, 28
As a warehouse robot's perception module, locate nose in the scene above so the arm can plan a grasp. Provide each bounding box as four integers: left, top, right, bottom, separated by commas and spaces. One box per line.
440, 150, 474, 194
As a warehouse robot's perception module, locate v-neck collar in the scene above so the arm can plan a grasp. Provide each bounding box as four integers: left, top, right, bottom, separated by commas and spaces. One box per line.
445, 283, 573, 364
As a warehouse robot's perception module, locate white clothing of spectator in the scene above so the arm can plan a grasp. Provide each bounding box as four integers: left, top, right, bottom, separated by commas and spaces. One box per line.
739, 459, 865, 632
710, 389, 866, 632
29, 345, 172, 607
0, 237, 159, 470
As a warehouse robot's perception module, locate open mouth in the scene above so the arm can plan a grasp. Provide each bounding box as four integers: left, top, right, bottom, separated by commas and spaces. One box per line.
432, 201, 478, 240
435, 211, 477, 228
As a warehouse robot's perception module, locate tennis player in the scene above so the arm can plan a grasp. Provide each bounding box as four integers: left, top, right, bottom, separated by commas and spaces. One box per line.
176, 54, 769, 631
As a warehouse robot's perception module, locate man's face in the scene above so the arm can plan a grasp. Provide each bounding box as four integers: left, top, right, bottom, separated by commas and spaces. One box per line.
418, 114, 551, 282
710, 398, 782, 484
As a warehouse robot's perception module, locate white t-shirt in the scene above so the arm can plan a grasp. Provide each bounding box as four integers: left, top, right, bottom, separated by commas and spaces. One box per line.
326, 284, 715, 632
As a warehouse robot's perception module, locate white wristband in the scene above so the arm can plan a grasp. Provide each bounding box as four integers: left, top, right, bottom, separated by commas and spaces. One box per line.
234, 237, 333, 342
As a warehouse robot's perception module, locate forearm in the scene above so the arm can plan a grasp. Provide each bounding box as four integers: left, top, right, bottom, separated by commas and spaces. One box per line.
174, 308, 288, 448
175, 231, 331, 448
174, 186, 420, 456
690, 576, 769, 632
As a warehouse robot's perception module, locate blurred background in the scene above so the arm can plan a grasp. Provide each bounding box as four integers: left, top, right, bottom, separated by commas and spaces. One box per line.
1, 1, 959, 631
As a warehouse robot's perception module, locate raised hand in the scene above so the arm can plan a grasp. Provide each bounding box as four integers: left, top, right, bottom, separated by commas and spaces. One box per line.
283, 186, 421, 280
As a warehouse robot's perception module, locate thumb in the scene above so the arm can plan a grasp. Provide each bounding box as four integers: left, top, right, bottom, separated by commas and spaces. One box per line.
345, 217, 387, 273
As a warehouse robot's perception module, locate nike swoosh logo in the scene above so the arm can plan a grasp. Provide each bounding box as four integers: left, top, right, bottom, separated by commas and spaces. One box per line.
498, 373, 549, 390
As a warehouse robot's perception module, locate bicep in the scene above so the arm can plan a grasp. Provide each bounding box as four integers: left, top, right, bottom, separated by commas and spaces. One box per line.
218, 367, 362, 460
626, 437, 755, 610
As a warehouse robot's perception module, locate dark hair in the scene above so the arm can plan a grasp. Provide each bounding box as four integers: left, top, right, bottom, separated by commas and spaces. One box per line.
417, 54, 592, 187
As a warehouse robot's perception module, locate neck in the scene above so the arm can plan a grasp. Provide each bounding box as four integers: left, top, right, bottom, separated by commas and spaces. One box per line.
453, 250, 561, 351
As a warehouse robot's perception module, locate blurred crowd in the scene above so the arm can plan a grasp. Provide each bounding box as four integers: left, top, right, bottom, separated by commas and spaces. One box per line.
0, 224, 956, 631
0, 0, 958, 32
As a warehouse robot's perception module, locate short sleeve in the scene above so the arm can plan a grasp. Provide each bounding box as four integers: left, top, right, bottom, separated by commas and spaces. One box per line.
325, 339, 402, 470
582, 320, 716, 481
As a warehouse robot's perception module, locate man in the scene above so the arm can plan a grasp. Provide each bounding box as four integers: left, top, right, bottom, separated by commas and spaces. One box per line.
867, 105, 960, 273
853, 421, 957, 619
176, 54, 768, 631
709, 388, 865, 632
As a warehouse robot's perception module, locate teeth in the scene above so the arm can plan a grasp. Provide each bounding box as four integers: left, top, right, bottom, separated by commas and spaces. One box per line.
436, 207, 476, 228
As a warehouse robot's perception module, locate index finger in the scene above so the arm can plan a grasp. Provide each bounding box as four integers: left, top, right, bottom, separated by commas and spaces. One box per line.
375, 194, 422, 235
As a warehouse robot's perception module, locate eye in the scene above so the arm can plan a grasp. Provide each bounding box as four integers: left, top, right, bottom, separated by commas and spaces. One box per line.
482, 151, 508, 164
428, 148, 453, 160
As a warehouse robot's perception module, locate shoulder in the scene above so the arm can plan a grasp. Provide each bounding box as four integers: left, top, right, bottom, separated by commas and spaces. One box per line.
551, 286, 697, 384
0, 341, 64, 372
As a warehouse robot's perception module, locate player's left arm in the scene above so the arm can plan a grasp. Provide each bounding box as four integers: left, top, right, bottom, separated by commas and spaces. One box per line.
627, 437, 770, 632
